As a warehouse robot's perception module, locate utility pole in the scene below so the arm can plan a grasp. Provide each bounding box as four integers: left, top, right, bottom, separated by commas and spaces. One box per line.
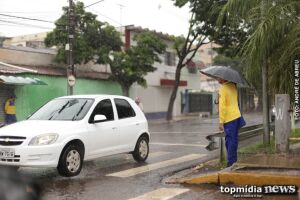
261, 0, 270, 145
262, 61, 270, 144
67, 0, 75, 95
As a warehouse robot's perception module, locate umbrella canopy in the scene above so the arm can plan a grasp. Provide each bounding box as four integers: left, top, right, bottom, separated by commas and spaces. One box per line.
200, 66, 249, 87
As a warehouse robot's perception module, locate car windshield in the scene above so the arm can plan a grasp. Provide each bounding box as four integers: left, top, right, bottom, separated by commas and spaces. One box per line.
28, 98, 94, 121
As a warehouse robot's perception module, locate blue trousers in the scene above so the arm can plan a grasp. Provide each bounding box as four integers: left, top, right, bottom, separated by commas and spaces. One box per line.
5, 114, 17, 124
224, 116, 246, 167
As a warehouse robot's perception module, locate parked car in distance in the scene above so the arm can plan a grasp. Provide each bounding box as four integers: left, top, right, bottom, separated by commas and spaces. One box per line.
0, 95, 150, 177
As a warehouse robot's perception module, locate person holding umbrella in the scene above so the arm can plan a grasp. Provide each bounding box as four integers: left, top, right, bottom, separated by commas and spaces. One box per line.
200, 66, 246, 167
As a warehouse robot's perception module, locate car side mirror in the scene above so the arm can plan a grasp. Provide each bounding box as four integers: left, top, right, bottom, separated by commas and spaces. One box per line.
93, 114, 107, 123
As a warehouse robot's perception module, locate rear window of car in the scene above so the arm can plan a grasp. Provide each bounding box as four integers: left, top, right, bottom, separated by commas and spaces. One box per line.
28, 98, 94, 121
114, 98, 136, 119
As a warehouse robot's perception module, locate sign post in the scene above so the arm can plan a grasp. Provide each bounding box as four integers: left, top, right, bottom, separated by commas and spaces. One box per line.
275, 94, 290, 153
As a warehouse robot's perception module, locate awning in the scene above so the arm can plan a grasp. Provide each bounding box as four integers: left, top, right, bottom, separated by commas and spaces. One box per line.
0, 75, 47, 85
0, 61, 38, 74
160, 79, 187, 87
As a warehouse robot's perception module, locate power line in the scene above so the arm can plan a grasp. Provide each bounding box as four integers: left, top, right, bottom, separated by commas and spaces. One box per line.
0, 1, 121, 32
0, 13, 67, 27
84, 0, 105, 8
0, 19, 53, 29
87, 7, 121, 25
0, 13, 54, 24
0, 11, 58, 14
78, 0, 120, 25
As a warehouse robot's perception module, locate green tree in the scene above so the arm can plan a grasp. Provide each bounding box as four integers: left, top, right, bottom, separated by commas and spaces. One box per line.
165, 13, 208, 121
217, 0, 300, 144
219, 0, 300, 97
107, 32, 166, 96
166, 0, 248, 120
45, 2, 122, 64
45, 2, 166, 96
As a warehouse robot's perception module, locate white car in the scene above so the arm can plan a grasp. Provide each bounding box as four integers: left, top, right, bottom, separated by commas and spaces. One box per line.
0, 95, 150, 177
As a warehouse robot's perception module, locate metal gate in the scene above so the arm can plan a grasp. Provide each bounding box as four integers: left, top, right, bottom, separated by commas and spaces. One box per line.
188, 93, 213, 114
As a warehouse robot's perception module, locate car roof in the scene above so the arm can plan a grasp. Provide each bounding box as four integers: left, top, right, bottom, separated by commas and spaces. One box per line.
56, 94, 131, 100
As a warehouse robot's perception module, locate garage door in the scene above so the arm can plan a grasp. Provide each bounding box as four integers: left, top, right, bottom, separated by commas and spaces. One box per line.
189, 93, 213, 114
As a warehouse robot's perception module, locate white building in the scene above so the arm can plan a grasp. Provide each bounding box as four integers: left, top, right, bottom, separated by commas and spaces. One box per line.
124, 25, 217, 119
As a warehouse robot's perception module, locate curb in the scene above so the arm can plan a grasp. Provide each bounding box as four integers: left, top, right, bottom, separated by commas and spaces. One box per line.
173, 171, 300, 187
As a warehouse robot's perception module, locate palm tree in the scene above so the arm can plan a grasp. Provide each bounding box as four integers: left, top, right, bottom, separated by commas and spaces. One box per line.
220, 0, 300, 96
218, 0, 300, 144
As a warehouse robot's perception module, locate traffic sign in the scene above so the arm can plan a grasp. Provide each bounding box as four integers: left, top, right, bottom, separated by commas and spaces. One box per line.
68, 75, 76, 87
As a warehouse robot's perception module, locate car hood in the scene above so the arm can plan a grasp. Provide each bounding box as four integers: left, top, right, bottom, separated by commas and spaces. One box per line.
0, 120, 83, 137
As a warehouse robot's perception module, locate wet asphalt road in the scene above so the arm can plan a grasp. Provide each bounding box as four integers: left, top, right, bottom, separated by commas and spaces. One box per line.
18, 113, 264, 200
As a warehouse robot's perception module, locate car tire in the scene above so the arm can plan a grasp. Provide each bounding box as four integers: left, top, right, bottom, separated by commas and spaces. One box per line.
132, 136, 149, 162
57, 144, 83, 177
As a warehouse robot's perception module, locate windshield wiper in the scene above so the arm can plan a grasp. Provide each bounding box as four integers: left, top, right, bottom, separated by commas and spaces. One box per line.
48, 101, 70, 120
72, 100, 88, 121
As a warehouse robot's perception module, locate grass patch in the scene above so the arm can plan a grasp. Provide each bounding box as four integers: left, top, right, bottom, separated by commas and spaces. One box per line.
290, 128, 300, 144
238, 139, 276, 155
290, 128, 300, 138
217, 159, 227, 169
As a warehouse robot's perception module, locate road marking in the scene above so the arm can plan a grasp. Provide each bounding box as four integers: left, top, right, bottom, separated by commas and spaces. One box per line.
151, 131, 202, 134
148, 151, 171, 158
128, 188, 190, 200
107, 154, 206, 178
125, 151, 170, 160
150, 142, 206, 147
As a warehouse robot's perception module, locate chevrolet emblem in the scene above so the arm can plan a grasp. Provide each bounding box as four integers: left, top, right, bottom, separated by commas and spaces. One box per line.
5, 138, 9, 143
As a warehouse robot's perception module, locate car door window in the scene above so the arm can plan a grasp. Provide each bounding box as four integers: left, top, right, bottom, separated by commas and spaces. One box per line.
89, 99, 114, 122
114, 98, 136, 119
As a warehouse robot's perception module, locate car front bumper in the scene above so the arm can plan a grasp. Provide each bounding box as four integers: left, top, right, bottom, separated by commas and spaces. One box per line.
0, 143, 63, 168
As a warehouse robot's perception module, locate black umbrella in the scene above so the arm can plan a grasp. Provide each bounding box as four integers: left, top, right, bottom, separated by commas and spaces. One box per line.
200, 66, 249, 87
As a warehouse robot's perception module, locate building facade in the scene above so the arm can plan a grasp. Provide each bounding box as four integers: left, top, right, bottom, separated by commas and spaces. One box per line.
0, 45, 122, 124
124, 25, 214, 119
1, 27, 230, 122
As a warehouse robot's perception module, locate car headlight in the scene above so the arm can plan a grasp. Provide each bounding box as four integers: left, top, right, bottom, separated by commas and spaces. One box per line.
29, 133, 58, 146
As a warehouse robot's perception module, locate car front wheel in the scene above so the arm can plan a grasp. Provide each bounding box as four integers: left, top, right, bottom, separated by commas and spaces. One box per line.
132, 136, 149, 162
57, 144, 83, 177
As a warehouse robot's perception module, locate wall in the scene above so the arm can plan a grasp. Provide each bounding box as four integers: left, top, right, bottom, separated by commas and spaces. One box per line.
0, 47, 55, 66
3, 32, 48, 47
14, 74, 122, 121
131, 85, 175, 119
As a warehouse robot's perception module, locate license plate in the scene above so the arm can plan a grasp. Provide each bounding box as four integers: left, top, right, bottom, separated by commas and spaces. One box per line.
0, 148, 15, 158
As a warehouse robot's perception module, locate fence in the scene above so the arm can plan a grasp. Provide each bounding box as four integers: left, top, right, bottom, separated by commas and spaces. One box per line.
206, 123, 275, 161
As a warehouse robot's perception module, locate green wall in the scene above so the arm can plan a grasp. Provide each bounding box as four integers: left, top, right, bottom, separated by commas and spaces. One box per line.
14, 74, 122, 120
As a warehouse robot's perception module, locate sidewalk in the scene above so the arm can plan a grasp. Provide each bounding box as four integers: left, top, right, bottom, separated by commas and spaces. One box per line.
148, 111, 262, 125
148, 114, 214, 125
165, 143, 300, 199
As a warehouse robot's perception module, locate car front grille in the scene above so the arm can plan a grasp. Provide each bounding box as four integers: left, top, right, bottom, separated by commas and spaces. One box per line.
0, 155, 20, 162
0, 136, 26, 146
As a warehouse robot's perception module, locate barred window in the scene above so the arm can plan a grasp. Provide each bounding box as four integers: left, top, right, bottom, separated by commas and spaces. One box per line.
164, 51, 176, 66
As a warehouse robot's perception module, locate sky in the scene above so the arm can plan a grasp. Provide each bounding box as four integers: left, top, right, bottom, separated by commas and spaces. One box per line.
0, 0, 191, 37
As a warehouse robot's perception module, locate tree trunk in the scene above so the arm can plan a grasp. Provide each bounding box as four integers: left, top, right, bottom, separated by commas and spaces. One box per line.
121, 85, 130, 97
166, 65, 183, 121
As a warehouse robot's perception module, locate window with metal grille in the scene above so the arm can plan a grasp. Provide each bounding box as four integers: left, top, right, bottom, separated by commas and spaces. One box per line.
164, 51, 176, 66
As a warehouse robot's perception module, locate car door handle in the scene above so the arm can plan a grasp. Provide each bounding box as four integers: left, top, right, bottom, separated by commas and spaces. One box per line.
136, 123, 140, 126
112, 127, 117, 130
